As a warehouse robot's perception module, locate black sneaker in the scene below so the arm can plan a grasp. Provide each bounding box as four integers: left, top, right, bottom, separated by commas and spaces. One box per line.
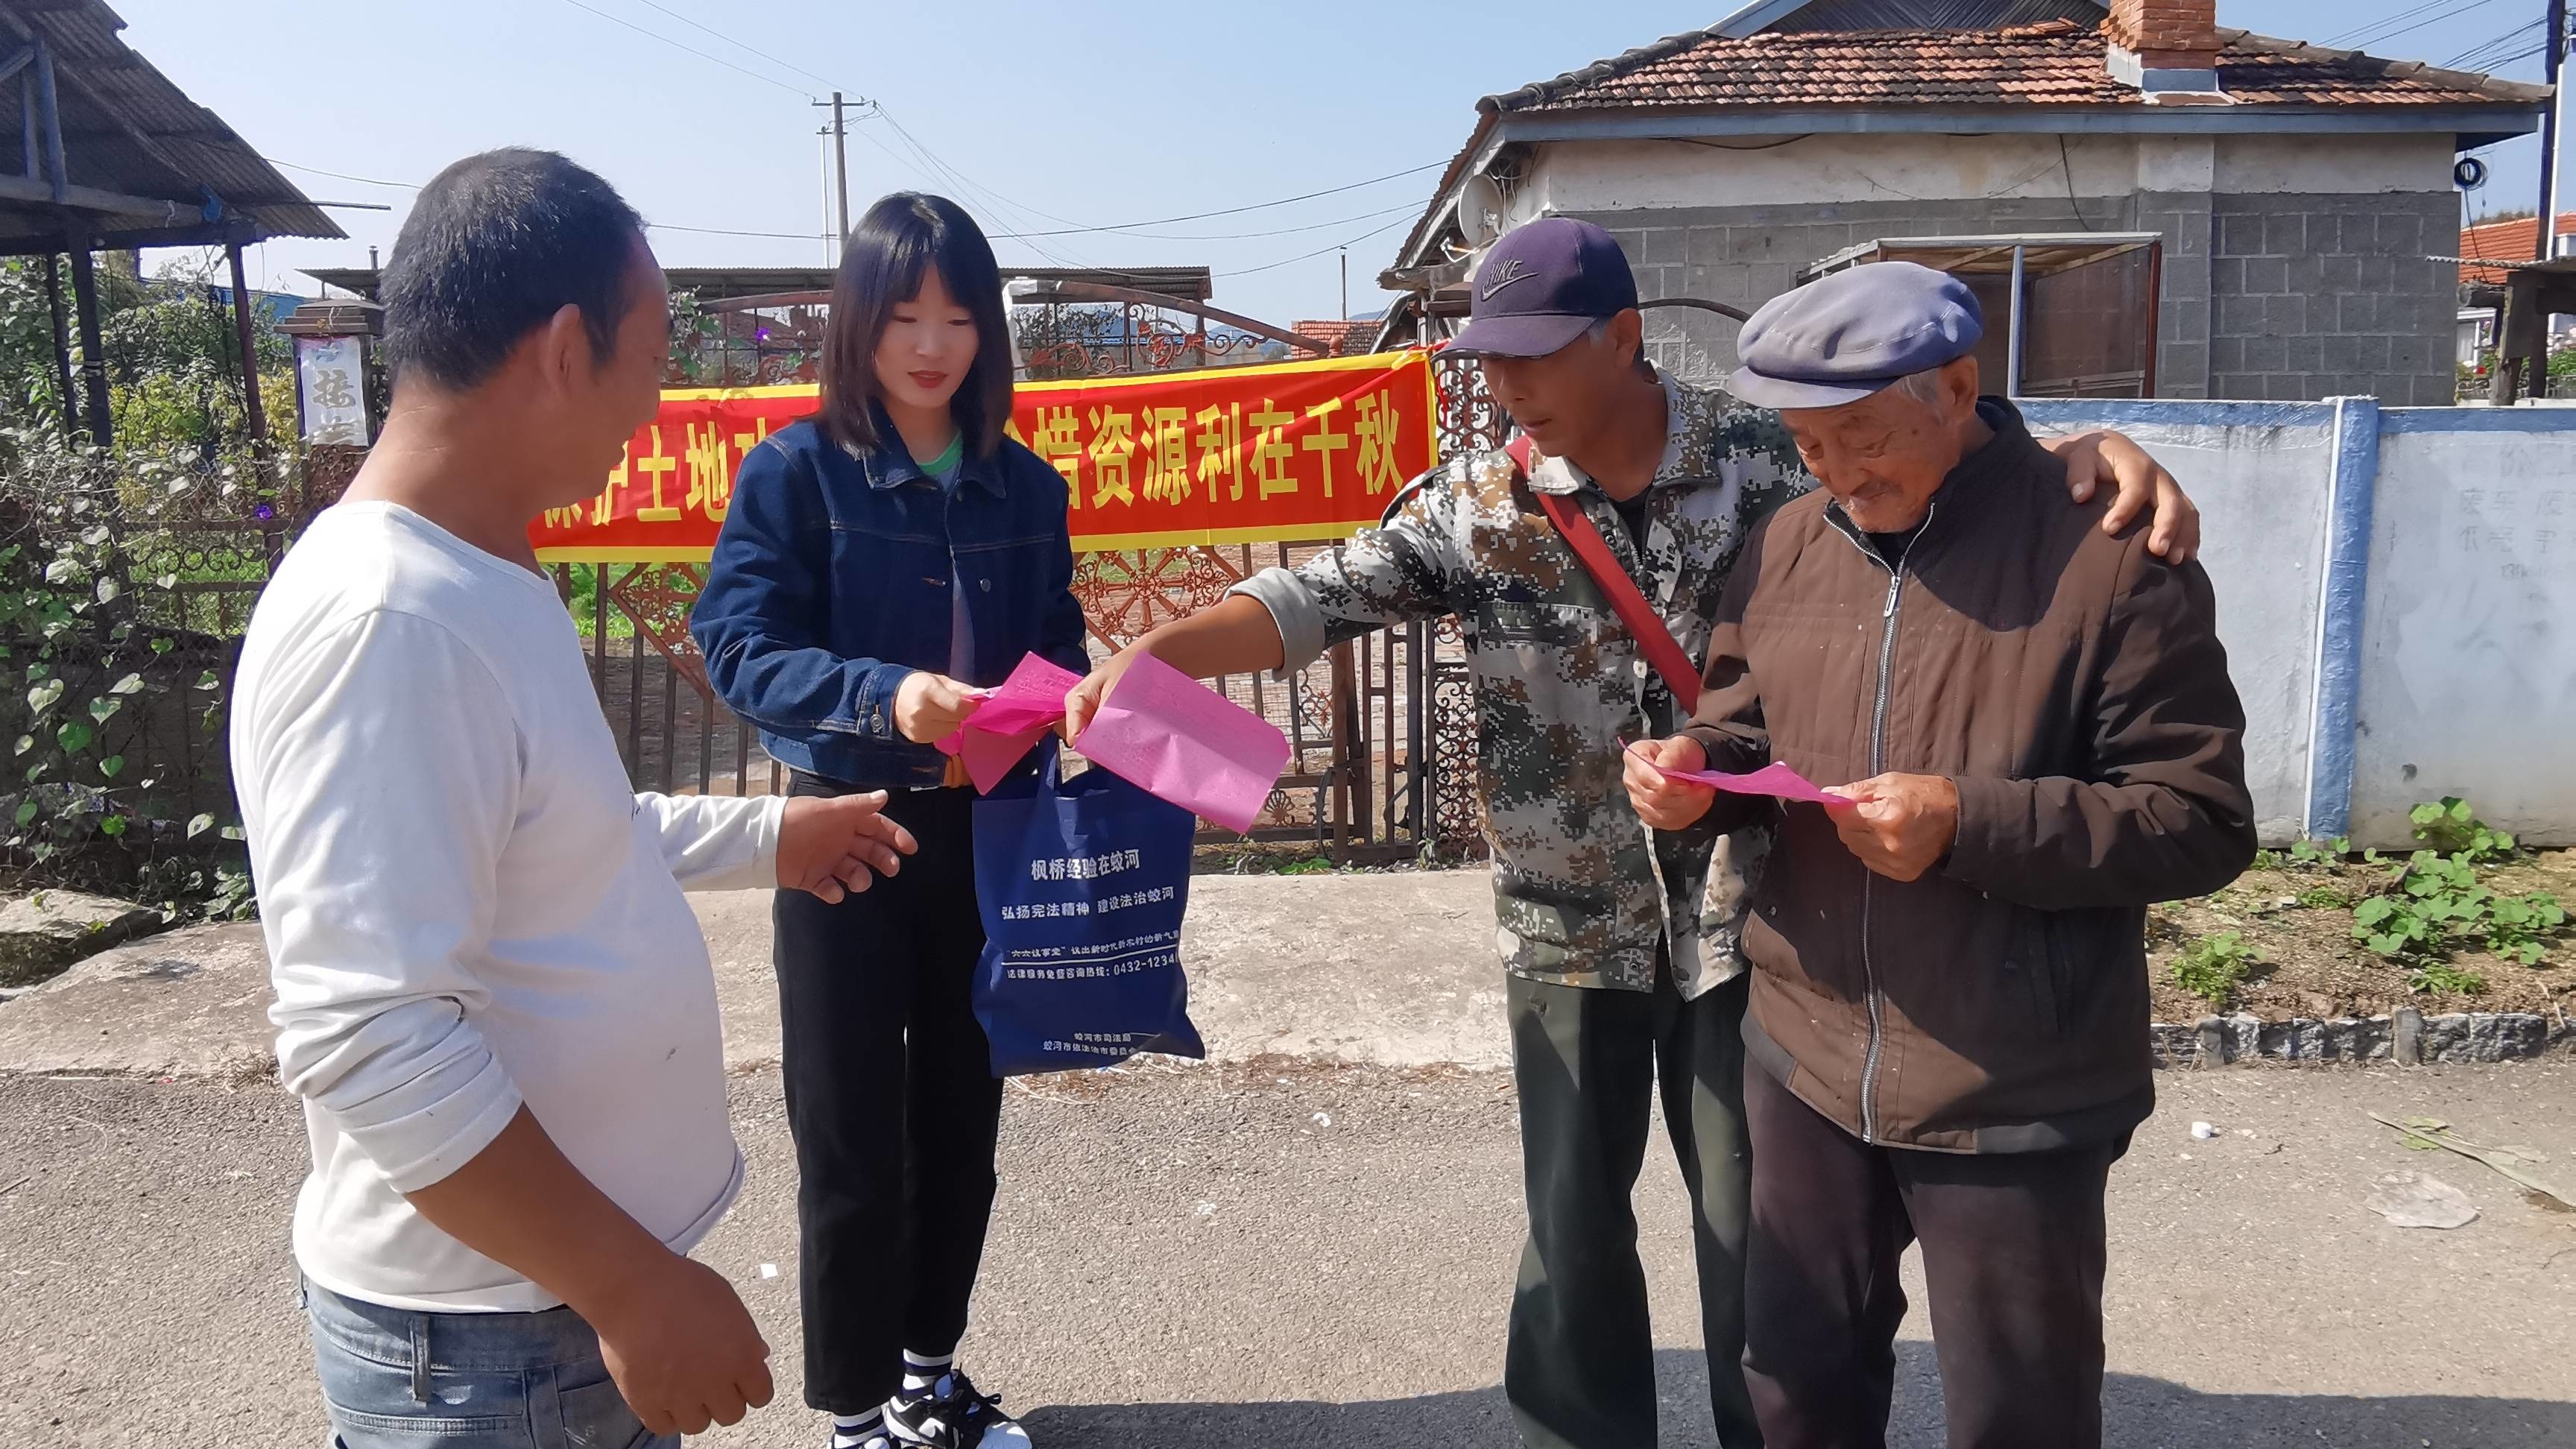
884, 1366, 1030, 1448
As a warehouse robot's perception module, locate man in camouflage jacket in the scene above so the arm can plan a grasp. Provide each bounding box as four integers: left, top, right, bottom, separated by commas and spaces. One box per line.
1064, 218, 2200, 1449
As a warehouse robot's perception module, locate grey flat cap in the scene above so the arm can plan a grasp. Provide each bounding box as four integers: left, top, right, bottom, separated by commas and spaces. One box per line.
1728, 261, 1983, 410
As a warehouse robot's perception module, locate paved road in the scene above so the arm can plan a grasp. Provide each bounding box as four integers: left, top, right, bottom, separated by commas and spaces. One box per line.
5, 1058, 2575, 1448
0, 875, 1515, 1080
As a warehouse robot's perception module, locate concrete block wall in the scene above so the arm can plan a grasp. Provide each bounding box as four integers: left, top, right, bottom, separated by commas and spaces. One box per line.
1569, 186, 2457, 405
2206, 192, 2457, 405
1569, 198, 2100, 385
2134, 190, 2214, 397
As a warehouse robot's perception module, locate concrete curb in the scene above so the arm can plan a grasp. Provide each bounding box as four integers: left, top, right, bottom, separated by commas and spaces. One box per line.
2148, 1006, 2575, 1067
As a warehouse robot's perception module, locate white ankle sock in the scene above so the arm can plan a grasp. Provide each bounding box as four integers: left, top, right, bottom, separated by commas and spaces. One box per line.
900, 1349, 956, 1395
831, 1408, 883, 1447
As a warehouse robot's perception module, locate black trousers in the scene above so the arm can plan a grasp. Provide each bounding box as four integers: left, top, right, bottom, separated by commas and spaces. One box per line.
1504, 966, 1759, 1449
1741, 1062, 2123, 1449
774, 780, 1004, 1414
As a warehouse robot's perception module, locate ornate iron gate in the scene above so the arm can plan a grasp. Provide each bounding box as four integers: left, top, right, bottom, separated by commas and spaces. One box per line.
573, 350, 1506, 863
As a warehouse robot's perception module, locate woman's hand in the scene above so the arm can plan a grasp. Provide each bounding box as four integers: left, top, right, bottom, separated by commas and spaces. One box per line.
892, 671, 982, 744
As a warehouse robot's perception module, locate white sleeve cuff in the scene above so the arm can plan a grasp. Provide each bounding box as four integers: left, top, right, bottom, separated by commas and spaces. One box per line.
1228, 567, 1328, 677
640, 792, 786, 892
287, 1011, 526, 1194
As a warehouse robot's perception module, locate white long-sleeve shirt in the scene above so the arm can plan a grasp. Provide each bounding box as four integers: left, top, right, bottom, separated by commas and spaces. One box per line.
232, 501, 784, 1312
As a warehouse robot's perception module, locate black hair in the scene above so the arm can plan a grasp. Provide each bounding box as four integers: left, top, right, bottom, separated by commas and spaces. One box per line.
815, 192, 1014, 458
380, 148, 648, 390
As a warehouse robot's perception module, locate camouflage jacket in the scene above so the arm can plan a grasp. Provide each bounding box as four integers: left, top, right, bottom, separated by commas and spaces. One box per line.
1231, 370, 1806, 996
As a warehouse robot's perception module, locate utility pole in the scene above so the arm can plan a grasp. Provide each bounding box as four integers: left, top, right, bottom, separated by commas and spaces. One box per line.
814, 92, 850, 255
1339, 249, 1348, 321
2542, 0, 2567, 259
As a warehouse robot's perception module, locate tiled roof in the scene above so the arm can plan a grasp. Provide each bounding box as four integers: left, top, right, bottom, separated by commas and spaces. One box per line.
1489, 20, 2547, 113
2457, 213, 2572, 284
1292, 318, 1376, 355
1389, 19, 2544, 273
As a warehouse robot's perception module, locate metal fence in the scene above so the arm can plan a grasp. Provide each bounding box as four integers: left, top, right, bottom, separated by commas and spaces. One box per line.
567, 351, 1504, 864
101, 350, 1502, 868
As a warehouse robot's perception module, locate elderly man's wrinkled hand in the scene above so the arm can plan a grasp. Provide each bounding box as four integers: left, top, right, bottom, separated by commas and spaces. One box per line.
1626, 736, 1716, 833
1823, 771, 1960, 882
2044, 428, 2200, 564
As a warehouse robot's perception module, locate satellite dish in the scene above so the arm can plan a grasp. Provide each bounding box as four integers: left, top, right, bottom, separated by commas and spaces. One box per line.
1458, 173, 1506, 246
2456, 157, 2490, 191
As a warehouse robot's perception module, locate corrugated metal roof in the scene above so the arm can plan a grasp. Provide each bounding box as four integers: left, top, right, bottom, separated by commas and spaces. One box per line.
0, 0, 340, 244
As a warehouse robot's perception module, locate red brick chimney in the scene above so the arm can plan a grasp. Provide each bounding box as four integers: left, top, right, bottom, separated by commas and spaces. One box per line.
2106, 0, 2227, 100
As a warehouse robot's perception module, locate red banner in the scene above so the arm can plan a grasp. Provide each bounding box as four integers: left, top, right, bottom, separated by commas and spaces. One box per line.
531, 349, 1439, 562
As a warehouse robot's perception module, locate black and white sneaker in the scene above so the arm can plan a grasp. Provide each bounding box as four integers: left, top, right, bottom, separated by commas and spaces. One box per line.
884, 1366, 1030, 1448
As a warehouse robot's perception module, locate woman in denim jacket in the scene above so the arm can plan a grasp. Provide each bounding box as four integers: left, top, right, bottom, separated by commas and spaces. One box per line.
692, 193, 1083, 1449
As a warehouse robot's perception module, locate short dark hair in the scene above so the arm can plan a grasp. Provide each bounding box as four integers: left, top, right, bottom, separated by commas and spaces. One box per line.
816, 193, 1014, 458
381, 148, 648, 390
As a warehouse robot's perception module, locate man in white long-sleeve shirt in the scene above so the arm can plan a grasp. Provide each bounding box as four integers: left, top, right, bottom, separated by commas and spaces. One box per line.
233, 148, 917, 1449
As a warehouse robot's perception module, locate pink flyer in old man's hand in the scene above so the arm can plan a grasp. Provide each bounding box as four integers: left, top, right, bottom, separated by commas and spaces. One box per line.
1626, 742, 1843, 806
1074, 651, 1289, 835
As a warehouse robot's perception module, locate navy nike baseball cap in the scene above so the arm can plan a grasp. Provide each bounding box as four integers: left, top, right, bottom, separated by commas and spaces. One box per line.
1448, 217, 1640, 359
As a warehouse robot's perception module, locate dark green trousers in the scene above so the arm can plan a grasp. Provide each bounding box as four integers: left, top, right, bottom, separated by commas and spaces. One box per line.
1505, 965, 1759, 1449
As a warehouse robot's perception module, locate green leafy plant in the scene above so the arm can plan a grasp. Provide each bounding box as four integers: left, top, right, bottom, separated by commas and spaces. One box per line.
2350, 845, 2568, 971
2408, 962, 2488, 997
2288, 835, 2352, 866
2486, 891, 2567, 967
2250, 847, 2282, 871
2409, 796, 2516, 865
2296, 885, 2347, 910
0, 416, 261, 914
2171, 930, 2263, 1008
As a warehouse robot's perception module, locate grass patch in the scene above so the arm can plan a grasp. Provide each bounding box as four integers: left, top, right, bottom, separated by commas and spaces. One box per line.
2170, 930, 2263, 1009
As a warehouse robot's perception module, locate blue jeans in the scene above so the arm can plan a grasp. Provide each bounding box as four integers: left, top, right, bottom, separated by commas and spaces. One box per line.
303, 1277, 675, 1449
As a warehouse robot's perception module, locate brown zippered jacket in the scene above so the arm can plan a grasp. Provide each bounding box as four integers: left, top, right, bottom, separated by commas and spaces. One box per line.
1680, 400, 2256, 1153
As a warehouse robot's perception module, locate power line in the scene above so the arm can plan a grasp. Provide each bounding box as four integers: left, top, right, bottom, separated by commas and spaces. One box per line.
868, 108, 1090, 268
2350, 0, 2513, 52
1004, 162, 1447, 236
555, 0, 1448, 268
2446, 17, 2542, 65
1132, 201, 1423, 243
555, 0, 812, 98
622, 0, 844, 94
265, 151, 1441, 282
265, 157, 417, 190
2327, 0, 2461, 46
1221, 215, 1415, 279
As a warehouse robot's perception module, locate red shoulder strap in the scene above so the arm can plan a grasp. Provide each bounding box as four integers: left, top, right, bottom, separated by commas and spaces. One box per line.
1507, 437, 1702, 712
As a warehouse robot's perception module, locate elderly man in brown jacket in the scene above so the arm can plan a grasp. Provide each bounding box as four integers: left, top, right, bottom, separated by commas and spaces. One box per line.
1627, 261, 2255, 1449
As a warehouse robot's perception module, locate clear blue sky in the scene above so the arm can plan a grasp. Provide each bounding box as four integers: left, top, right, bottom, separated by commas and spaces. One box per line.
122, 0, 2559, 325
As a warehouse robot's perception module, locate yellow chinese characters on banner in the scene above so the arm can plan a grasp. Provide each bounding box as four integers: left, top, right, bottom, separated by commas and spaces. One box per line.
530, 350, 1440, 562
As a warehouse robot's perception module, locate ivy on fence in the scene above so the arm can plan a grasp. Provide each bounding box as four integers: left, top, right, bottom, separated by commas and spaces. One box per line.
0, 417, 270, 917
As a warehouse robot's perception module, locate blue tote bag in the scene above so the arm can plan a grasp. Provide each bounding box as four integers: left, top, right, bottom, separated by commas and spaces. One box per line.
970, 754, 1207, 1076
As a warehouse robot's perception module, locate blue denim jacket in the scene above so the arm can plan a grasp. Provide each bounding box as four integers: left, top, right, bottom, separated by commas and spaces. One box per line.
691, 417, 1090, 789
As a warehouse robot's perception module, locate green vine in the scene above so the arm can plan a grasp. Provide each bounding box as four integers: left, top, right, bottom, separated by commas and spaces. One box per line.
0, 414, 262, 917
